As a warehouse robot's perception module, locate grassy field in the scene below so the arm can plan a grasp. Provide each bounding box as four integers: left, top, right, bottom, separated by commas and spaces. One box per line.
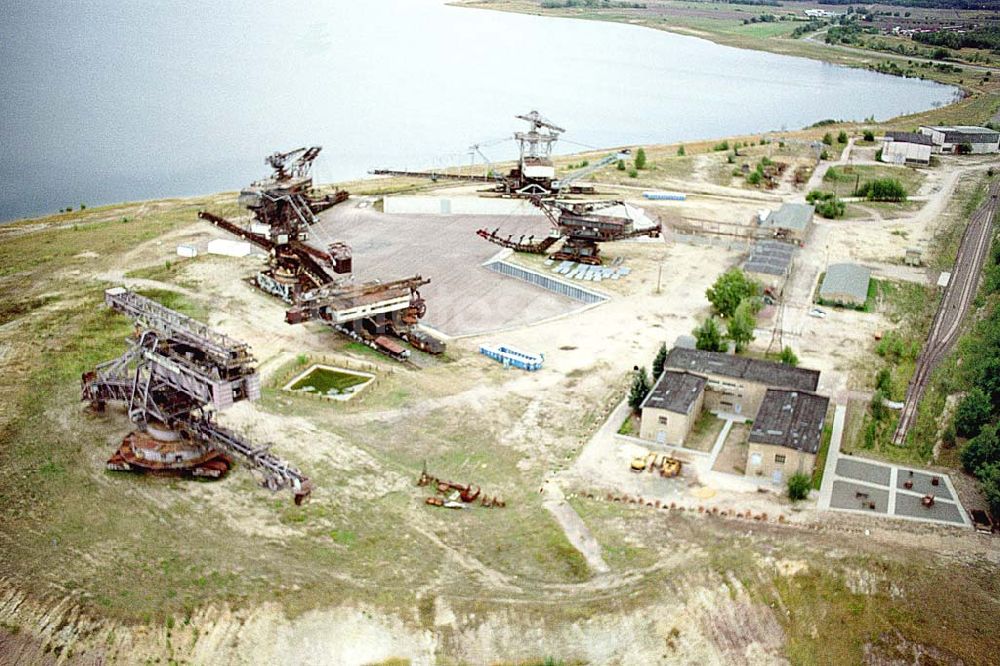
822, 164, 927, 199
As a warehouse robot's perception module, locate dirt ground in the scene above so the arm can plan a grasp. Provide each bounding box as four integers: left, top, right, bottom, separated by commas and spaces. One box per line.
2, 133, 1000, 665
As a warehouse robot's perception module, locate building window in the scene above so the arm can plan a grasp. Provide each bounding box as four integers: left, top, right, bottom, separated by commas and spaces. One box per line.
658, 416, 668, 425
775, 454, 786, 464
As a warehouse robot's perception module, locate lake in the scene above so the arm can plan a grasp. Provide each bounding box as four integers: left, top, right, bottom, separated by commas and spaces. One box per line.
0, 0, 957, 222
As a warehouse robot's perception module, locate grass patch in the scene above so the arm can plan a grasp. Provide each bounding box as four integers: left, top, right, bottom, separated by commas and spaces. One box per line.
288, 366, 371, 393
812, 408, 835, 490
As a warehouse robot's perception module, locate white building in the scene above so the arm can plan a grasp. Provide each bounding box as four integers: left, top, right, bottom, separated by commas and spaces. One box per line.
881, 131, 933, 165
918, 126, 1000, 154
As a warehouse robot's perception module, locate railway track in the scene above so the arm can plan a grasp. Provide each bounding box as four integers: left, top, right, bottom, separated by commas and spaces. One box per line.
892, 179, 999, 446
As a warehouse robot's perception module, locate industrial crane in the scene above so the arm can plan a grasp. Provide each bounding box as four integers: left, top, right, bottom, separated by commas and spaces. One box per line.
83, 288, 312, 504
265, 146, 323, 181
476, 196, 661, 265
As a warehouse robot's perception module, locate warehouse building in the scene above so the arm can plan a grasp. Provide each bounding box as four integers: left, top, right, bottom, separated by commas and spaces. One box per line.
638, 371, 707, 445
819, 263, 871, 307
917, 125, 1000, 154
881, 131, 933, 165
758, 203, 814, 244
746, 389, 830, 484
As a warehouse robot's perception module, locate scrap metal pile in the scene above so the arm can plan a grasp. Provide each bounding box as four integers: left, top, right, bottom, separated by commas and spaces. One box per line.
82, 287, 312, 504
417, 466, 505, 509
373, 110, 613, 198
199, 146, 444, 360
476, 197, 662, 265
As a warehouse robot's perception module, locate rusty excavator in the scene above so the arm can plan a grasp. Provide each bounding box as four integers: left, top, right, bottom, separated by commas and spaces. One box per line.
199, 146, 445, 360
475, 197, 662, 265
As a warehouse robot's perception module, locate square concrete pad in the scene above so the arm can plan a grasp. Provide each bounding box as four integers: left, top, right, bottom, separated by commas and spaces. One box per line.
835, 457, 891, 486
316, 204, 585, 336
894, 493, 964, 524
895, 468, 953, 500
830, 480, 889, 513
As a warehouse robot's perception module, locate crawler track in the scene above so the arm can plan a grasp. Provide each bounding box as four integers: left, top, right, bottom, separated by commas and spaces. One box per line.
892, 180, 999, 446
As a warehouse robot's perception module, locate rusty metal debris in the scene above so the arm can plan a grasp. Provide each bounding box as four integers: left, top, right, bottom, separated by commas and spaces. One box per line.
198, 146, 445, 360
417, 465, 505, 509
83, 288, 312, 503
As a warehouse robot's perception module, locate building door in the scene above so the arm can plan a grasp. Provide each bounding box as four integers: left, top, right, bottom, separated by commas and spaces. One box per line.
772, 469, 783, 485
656, 430, 667, 444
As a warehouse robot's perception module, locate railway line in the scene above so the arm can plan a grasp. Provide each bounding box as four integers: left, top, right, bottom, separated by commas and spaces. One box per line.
893, 179, 999, 446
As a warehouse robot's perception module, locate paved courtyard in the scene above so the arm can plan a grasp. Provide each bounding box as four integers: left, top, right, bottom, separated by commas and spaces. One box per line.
826, 455, 969, 527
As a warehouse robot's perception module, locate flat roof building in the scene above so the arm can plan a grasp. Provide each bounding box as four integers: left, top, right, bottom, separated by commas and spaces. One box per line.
918, 126, 1000, 154
819, 263, 871, 307
744, 239, 796, 291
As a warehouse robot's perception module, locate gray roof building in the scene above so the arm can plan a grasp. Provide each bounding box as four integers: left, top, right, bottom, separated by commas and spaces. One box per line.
744, 240, 796, 277
749, 389, 830, 454
641, 370, 706, 414
885, 131, 933, 146
920, 125, 999, 145
820, 263, 871, 305
664, 347, 820, 393
761, 203, 814, 233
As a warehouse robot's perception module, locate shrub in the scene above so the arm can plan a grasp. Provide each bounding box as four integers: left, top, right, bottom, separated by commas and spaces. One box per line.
713, 140, 730, 152
961, 422, 1000, 476
863, 129, 875, 142
788, 473, 811, 501
819, 149, 830, 160
652, 342, 668, 378
628, 168, 638, 178
875, 368, 892, 394
677, 145, 685, 156
822, 132, 834, 146
837, 130, 848, 144
616, 159, 626, 171
779, 346, 798, 366
694, 318, 725, 352
856, 178, 907, 202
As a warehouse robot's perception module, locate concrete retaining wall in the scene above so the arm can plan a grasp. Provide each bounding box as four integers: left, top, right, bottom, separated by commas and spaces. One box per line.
485, 260, 607, 304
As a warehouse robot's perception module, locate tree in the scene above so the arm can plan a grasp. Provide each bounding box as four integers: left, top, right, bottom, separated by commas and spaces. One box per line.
616, 159, 626, 171
628, 367, 651, 412
779, 346, 799, 367
635, 147, 647, 170
727, 299, 756, 352
837, 130, 849, 144
677, 145, 685, 156
954, 388, 993, 439
706, 268, 759, 319
694, 318, 725, 352
961, 422, 1000, 476
652, 343, 668, 379
787, 473, 811, 501
863, 129, 875, 142
822, 132, 834, 146
856, 178, 907, 202
979, 463, 1000, 518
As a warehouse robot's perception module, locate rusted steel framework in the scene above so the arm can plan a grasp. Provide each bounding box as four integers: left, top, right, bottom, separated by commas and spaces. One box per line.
476, 197, 662, 265
83, 288, 312, 503
199, 147, 445, 359
373, 111, 607, 198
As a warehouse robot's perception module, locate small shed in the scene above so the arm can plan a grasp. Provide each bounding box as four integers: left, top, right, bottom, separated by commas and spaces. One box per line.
759, 203, 814, 244
819, 263, 871, 306
744, 240, 796, 292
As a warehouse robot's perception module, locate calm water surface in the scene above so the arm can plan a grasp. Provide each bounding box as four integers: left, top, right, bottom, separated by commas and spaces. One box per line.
0, 0, 957, 221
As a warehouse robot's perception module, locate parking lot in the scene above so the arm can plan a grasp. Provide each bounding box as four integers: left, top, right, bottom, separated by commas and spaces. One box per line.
827, 456, 969, 527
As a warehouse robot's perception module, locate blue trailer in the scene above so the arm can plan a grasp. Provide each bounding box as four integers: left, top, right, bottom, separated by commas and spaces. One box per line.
479, 343, 544, 371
